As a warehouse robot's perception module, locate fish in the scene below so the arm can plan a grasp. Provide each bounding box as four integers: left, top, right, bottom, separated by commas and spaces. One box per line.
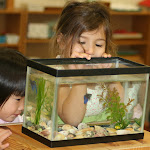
84, 94, 92, 104
30, 79, 37, 93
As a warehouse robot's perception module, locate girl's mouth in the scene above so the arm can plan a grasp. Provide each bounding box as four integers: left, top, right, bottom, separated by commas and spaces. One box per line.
14, 113, 21, 116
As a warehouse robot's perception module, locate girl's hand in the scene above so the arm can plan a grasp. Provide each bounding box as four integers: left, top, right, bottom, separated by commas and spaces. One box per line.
71, 43, 91, 60
70, 44, 91, 69
0, 128, 12, 150
71, 51, 91, 60
70, 43, 112, 69
102, 53, 111, 58
82, 52, 112, 69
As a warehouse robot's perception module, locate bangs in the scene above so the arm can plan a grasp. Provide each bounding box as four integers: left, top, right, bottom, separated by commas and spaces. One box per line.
0, 60, 26, 106
10, 76, 26, 97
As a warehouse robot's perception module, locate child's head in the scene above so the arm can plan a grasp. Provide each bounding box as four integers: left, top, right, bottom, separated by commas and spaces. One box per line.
51, 1, 116, 58
0, 48, 27, 122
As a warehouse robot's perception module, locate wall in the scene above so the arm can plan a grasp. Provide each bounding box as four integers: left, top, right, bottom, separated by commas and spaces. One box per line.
14, 0, 86, 9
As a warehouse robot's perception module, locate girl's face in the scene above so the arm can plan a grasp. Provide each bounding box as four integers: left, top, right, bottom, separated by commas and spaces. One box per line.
0, 94, 24, 122
71, 26, 106, 57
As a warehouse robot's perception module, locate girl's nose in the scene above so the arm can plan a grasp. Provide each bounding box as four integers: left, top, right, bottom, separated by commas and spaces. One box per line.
18, 98, 24, 111
86, 46, 94, 55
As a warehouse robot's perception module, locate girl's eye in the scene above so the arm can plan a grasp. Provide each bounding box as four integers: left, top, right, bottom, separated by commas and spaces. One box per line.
79, 41, 86, 45
16, 98, 21, 101
96, 44, 102, 47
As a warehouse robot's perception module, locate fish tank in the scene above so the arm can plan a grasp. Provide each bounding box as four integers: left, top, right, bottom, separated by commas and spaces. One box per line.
22, 57, 150, 147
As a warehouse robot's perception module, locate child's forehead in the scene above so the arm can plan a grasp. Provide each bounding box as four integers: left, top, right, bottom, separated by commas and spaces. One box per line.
10, 94, 24, 98
80, 27, 106, 39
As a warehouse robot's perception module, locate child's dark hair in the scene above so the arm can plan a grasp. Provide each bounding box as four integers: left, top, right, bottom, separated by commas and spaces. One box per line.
0, 48, 27, 107
51, 1, 116, 58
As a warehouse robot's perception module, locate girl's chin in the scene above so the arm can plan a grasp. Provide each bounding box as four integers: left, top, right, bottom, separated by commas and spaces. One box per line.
4, 116, 16, 122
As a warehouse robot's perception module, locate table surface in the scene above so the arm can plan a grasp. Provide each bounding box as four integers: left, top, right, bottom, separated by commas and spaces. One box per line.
4, 125, 150, 150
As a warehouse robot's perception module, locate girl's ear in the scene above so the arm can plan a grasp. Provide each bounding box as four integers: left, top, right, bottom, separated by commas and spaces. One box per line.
57, 33, 63, 44
57, 33, 65, 49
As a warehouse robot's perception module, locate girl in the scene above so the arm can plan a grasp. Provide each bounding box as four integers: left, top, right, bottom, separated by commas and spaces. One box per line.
0, 48, 27, 124
51, 1, 123, 127
51, 1, 116, 58
0, 48, 27, 149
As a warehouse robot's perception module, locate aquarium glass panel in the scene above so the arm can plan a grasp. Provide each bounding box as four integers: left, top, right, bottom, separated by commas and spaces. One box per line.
55, 73, 149, 140
47, 59, 143, 70
23, 67, 56, 141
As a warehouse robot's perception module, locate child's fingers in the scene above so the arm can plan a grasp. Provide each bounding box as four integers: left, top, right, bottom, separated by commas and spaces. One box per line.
0, 130, 12, 143
71, 51, 91, 60
0, 129, 11, 136
71, 50, 83, 58
102, 53, 111, 58
0, 143, 9, 150
80, 53, 91, 60
0, 129, 11, 150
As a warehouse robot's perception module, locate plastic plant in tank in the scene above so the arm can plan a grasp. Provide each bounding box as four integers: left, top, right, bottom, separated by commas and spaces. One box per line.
34, 78, 46, 125
134, 118, 141, 126
42, 81, 54, 118
99, 84, 134, 129
33, 77, 54, 125
33, 76, 55, 125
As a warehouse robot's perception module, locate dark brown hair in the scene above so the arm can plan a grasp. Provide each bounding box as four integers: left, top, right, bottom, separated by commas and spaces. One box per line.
0, 48, 27, 107
50, 1, 116, 58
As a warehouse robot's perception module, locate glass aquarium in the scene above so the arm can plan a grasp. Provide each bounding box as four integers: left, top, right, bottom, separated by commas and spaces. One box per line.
22, 57, 150, 147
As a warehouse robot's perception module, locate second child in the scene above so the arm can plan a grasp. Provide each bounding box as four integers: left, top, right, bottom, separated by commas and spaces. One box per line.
51, 1, 124, 127
0, 48, 27, 149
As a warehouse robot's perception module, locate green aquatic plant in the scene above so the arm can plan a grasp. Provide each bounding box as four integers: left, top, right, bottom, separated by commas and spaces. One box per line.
33, 76, 55, 125
134, 118, 141, 126
99, 85, 134, 129
42, 81, 54, 117
34, 77, 47, 125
